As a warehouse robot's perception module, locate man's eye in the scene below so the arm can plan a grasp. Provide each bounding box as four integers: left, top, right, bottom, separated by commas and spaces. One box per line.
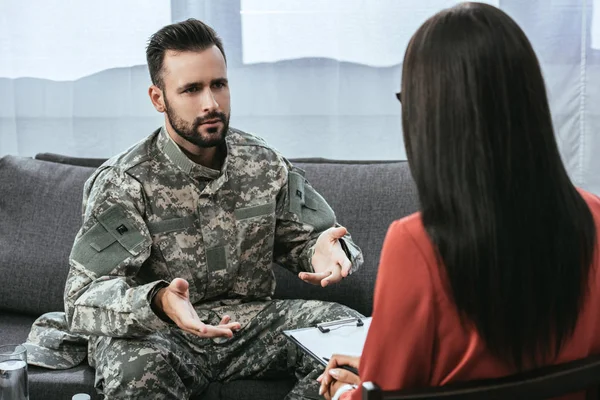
185, 86, 199, 93
213, 82, 226, 89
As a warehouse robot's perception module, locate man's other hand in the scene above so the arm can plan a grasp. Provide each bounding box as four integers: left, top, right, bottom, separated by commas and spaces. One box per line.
299, 226, 351, 287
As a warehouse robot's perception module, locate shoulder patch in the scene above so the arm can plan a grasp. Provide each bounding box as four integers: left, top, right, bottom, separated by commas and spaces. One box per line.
70, 204, 149, 277
287, 169, 336, 232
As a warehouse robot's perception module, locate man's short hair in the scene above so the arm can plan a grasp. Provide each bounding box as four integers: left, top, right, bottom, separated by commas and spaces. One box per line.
146, 18, 226, 88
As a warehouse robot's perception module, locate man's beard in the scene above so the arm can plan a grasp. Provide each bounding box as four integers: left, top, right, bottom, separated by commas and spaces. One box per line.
164, 96, 230, 148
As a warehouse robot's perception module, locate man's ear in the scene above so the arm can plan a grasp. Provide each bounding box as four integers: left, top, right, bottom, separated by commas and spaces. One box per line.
149, 85, 165, 113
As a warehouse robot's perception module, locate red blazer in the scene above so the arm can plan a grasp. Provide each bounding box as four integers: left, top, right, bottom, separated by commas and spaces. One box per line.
344, 189, 600, 400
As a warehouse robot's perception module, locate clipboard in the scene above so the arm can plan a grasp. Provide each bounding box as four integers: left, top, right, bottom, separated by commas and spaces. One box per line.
283, 317, 371, 375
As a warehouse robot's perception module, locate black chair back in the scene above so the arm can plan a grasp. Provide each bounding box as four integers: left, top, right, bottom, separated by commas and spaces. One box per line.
362, 355, 600, 400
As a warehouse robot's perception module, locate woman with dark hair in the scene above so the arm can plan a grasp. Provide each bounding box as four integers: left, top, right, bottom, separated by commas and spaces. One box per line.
318, 2, 600, 399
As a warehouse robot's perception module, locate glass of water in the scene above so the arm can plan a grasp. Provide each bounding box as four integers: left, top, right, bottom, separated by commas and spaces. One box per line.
0, 345, 28, 400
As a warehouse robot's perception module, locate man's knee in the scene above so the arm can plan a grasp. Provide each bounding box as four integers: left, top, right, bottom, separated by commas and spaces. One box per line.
271, 299, 363, 339
95, 336, 188, 399
290, 299, 362, 323
97, 337, 162, 376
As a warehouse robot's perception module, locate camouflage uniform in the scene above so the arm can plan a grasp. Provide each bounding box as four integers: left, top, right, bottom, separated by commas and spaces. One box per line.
63, 127, 363, 399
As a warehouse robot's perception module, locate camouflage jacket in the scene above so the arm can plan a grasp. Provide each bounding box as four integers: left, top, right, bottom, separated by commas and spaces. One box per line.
63, 127, 363, 338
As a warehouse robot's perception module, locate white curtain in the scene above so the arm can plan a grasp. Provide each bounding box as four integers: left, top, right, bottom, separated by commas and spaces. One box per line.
0, 0, 598, 195
241, 0, 498, 66
594, 0, 600, 49
0, 0, 170, 80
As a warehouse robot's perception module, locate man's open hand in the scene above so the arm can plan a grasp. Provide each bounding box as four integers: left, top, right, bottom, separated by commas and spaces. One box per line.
299, 226, 351, 287
154, 278, 241, 337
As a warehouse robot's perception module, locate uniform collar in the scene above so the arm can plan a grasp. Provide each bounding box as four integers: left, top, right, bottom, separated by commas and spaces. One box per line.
157, 126, 225, 181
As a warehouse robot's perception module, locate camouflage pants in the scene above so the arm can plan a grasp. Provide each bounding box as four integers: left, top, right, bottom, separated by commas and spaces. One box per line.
92, 299, 362, 399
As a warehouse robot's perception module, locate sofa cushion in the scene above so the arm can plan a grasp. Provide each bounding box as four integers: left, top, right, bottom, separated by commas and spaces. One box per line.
0, 156, 96, 315
0, 312, 99, 399
218, 379, 295, 400
0, 312, 37, 346
26, 368, 294, 400
28, 364, 100, 400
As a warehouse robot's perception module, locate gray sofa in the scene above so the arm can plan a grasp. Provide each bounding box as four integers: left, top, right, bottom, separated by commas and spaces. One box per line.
0, 153, 419, 400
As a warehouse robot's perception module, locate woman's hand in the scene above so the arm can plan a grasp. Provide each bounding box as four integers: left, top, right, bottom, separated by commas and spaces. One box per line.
318, 354, 361, 399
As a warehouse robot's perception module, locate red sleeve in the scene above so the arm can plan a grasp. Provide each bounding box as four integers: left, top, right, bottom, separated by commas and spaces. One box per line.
349, 219, 435, 400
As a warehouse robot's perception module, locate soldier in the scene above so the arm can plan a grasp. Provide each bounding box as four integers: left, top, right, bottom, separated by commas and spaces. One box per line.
63, 18, 364, 399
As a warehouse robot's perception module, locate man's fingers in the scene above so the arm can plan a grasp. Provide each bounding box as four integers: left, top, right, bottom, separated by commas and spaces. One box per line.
202, 325, 234, 338
180, 317, 241, 337
340, 256, 352, 278
181, 326, 207, 337
220, 321, 242, 331
170, 278, 189, 296
328, 226, 348, 241
218, 315, 242, 331
179, 317, 208, 334
321, 268, 342, 287
182, 324, 234, 338
298, 271, 330, 285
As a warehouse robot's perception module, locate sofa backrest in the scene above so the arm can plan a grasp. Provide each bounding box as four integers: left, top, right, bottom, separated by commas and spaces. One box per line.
0, 155, 419, 317
0, 156, 96, 315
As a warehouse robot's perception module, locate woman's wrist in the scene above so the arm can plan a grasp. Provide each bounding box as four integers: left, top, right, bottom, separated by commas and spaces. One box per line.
332, 383, 358, 400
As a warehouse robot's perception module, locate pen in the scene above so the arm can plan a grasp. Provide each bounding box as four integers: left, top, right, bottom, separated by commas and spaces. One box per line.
322, 357, 359, 376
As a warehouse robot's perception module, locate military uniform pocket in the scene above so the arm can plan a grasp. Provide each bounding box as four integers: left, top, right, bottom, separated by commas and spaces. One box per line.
235, 201, 276, 259
232, 201, 277, 297
151, 215, 204, 303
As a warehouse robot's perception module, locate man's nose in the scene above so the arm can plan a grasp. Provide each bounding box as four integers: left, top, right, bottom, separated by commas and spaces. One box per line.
200, 88, 219, 113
